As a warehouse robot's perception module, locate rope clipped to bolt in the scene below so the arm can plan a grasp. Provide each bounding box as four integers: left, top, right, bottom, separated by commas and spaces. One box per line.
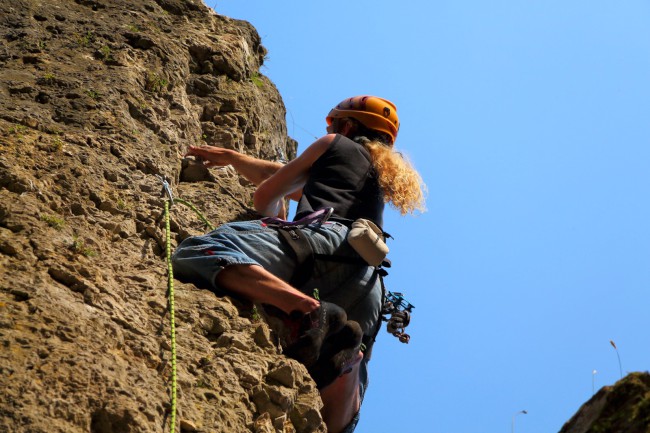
157, 175, 214, 433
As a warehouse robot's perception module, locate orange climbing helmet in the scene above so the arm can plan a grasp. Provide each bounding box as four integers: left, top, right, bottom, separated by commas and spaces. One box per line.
326, 95, 400, 145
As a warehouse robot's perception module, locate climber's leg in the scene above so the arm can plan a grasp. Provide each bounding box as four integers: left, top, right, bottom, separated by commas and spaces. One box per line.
319, 351, 364, 433
215, 263, 317, 314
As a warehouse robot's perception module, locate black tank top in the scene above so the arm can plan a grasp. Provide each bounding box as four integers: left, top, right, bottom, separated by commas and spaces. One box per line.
295, 134, 384, 227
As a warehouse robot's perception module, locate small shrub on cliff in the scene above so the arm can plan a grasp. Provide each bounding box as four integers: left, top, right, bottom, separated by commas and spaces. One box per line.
86, 90, 100, 100
98, 45, 113, 62
116, 197, 132, 211
41, 72, 56, 85
250, 72, 264, 88
7, 124, 27, 136
52, 137, 64, 152
251, 305, 262, 322
145, 71, 168, 94
70, 236, 97, 257
77, 31, 96, 47
40, 213, 65, 230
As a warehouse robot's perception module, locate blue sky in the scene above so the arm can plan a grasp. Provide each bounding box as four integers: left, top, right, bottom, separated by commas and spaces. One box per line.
212, 2, 650, 432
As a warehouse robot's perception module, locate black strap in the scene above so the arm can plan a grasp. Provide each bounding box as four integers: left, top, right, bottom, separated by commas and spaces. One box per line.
278, 227, 381, 288
362, 272, 387, 361
313, 253, 367, 266
278, 227, 390, 360
277, 226, 389, 358
277, 227, 315, 288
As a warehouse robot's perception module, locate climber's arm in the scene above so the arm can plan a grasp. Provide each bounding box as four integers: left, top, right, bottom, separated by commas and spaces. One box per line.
186, 145, 283, 186
253, 134, 335, 217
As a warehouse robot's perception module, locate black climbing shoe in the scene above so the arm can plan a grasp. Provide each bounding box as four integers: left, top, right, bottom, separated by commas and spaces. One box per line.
308, 320, 364, 389
284, 301, 347, 367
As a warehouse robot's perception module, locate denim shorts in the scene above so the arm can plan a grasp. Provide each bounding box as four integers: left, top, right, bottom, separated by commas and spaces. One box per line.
172, 219, 383, 335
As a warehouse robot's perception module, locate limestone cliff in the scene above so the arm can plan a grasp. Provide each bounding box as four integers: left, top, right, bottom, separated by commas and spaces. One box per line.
559, 372, 650, 433
2, 1, 648, 433
0, 1, 323, 432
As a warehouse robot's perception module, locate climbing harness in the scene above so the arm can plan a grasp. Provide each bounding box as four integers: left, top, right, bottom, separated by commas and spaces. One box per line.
157, 175, 214, 433
263, 208, 391, 289
381, 291, 414, 344
261, 206, 333, 229
263, 208, 412, 354
261, 207, 370, 288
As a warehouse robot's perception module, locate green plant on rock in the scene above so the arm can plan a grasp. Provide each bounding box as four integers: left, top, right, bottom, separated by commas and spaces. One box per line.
42, 72, 56, 84
250, 72, 264, 88
86, 89, 100, 100
78, 31, 95, 47
52, 137, 64, 152
8, 129, 28, 143
8, 124, 27, 136
116, 197, 132, 211
40, 213, 65, 230
70, 236, 97, 257
251, 305, 262, 322
145, 71, 168, 94
99, 45, 113, 62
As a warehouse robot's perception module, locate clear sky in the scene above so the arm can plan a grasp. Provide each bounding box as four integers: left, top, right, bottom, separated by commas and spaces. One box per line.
212, 2, 650, 432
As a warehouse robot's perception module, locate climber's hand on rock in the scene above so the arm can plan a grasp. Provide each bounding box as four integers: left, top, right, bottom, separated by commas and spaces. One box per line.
187, 145, 283, 187
186, 145, 235, 168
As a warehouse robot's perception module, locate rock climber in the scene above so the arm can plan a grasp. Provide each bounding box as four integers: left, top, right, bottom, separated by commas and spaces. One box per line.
172, 95, 426, 433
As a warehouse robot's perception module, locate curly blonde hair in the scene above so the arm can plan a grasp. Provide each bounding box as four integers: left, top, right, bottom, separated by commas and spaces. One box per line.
362, 140, 427, 215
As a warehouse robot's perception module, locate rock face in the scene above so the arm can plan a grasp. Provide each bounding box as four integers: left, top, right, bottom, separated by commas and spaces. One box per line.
0, 1, 323, 432
3, 1, 646, 433
559, 372, 650, 433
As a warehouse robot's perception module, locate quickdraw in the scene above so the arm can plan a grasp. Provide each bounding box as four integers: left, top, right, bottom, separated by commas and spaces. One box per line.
381, 291, 414, 344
